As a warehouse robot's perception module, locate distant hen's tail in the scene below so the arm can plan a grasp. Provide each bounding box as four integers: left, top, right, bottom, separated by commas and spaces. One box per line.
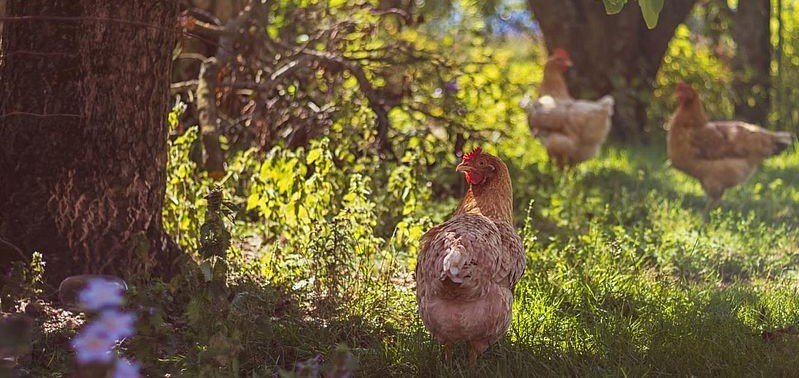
597, 95, 614, 116
772, 131, 795, 155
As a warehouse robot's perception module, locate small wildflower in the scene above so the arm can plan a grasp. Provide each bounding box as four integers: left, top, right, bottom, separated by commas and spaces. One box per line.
93, 310, 136, 341
79, 279, 124, 310
112, 358, 141, 378
70, 327, 115, 364
295, 354, 322, 377
444, 79, 459, 92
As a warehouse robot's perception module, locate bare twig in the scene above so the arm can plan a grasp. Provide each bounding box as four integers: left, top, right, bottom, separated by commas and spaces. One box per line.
170, 80, 200, 94
185, 17, 227, 38
0, 111, 82, 119
370, 8, 410, 19
286, 46, 395, 156
0, 234, 29, 263
176, 52, 209, 61
185, 7, 223, 27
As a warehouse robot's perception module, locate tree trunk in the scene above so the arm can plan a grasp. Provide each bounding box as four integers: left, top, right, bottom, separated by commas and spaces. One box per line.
528, 0, 697, 141
731, 0, 771, 125
0, 0, 181, 282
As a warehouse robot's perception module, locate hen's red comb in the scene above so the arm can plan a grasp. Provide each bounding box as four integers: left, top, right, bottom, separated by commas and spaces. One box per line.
676, 81, 692, 90
462, 147, 483, 162
553, 48, 570, 60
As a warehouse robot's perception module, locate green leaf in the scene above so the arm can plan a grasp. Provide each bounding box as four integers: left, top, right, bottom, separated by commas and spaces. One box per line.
246, 193, 260, 211
307, 148, 322, 164
603, 0, 628, 15
259, 161, 270, 179
638, 0, 664, 29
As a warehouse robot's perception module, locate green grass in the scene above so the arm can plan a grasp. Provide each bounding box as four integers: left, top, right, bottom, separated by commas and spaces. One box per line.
357, 147, 799, 377
202, 134, 799, 377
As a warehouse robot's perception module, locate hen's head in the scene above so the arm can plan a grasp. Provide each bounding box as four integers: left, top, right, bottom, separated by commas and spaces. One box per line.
456, 147, 505, 186
551, 48, 572, 72
675, 81, 697, 104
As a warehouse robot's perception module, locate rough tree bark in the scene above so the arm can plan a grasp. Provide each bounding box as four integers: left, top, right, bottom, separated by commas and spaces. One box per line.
528, 0, 697, 141
730, 0, 771, 125
0, 0, 181, 282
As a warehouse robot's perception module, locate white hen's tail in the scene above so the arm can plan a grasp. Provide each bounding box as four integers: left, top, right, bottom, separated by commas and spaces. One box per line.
597, 95, 614, 116
772, 131, 795, 155
440, 245, 467, 284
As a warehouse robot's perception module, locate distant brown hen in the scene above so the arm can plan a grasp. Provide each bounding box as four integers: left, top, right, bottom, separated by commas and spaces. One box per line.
415, 147, 526, 363
524, 48, 614, 167
667, 82, 795, 206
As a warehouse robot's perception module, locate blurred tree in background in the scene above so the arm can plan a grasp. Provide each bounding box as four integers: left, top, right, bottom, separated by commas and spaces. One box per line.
528, 0, 697, 141
728, 0, 771, 125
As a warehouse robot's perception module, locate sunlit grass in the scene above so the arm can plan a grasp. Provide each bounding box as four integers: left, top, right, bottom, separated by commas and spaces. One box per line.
207, 133, 799, 377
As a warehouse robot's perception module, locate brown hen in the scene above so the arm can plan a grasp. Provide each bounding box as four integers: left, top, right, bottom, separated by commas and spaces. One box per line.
667, 82, 795, 205
523, 48, 614, 167
415, 147, 526, 363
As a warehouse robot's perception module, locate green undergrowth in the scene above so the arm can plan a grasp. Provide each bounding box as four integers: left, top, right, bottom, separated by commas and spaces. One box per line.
154, 121, 799, 376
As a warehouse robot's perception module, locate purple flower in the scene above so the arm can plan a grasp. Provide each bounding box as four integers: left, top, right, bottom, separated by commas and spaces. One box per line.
445, 79, 459, 92
295, 354, 322, 376
93, 310, 136, 341
70, 327, 115, 364
79, 279, 124, 310
112, 358, 141, 378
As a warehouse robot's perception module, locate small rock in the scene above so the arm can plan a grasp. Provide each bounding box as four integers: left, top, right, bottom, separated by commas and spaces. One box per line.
58, 275, 127, 311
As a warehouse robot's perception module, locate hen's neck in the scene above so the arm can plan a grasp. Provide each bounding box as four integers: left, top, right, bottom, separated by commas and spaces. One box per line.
671, 97, 708, 128
455, 171, 514, 224
539, 61, 571, 99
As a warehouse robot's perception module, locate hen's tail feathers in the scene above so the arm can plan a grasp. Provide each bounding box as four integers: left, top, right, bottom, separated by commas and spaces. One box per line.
773, 131, 795, 155
440, 246, 467, 284
597, 95, 614, 116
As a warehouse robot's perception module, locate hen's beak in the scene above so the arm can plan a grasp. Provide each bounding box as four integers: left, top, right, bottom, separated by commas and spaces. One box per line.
455, 162, 472, 173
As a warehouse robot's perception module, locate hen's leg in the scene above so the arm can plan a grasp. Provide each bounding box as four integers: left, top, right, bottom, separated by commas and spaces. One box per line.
468, 339, 489, 364
443, 343, 453, 363
701, 199, 717, 222
553, 156, 568, 170
702, 186, 723, 219
705, 195, 722, 215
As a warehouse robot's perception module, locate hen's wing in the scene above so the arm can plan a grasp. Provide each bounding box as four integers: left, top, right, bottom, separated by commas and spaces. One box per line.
526, 96, 574, 136
495, 221, 526, 290
692, 122, 794, 160
416, 214, 524, 300
568, 96, 614, 145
